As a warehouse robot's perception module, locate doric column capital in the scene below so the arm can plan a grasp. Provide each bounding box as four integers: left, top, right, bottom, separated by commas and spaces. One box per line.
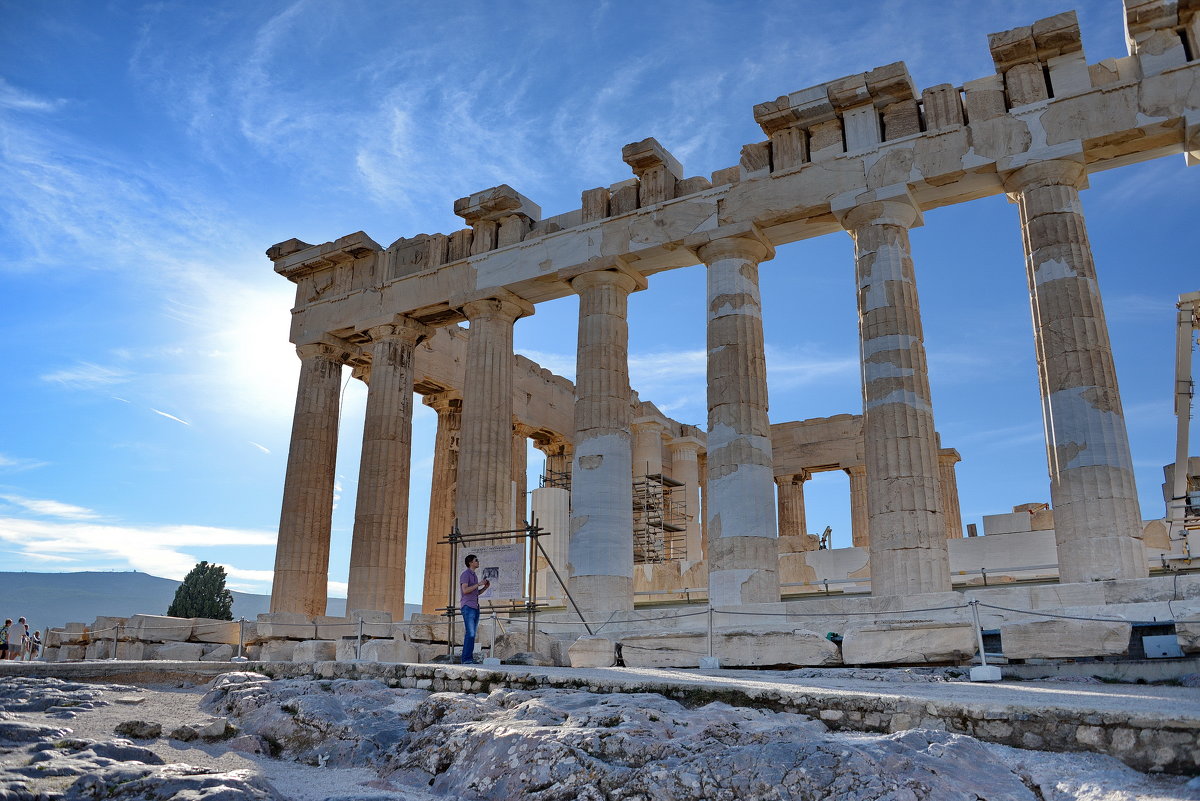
631, 418, 666, 436
1001, 157, 1088, 194
295, 341, 353, 363
776, 470, 811, 485
531, 433, 572, 457
833, 185, 922, 230
666, 435, 705, 459
937, 448, 962, 465
694, 234, 772, 265
421, 390, 462, 414
365, 317, 431, 346
453, 288, 535, 323
560, 256, 648, 294
844, 463, 867, 477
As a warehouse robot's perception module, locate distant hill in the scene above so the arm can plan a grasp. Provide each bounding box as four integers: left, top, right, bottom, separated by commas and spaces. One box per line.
0, 571, 420, 632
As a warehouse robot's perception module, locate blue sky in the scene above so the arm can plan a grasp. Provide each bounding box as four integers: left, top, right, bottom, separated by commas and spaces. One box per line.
1, 1, 1195, 602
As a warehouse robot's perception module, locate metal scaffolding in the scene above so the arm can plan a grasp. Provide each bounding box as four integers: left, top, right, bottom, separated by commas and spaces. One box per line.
633, 473, 688, 564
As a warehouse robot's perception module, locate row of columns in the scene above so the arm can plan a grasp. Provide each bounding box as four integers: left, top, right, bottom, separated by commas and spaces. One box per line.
271, 160, 1147, 619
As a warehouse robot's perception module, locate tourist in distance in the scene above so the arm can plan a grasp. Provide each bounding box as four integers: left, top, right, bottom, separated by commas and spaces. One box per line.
27, 630, 41, 661
0, 619, 10, 660
18, 618, 29, 660
459, 554, 490, 664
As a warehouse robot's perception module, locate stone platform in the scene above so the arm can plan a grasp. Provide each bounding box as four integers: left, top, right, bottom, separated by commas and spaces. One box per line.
3, 658, 1196, 775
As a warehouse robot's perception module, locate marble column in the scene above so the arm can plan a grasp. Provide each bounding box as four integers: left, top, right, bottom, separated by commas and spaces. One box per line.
1004, 159, 1147, 582
346, 320, 427, 617
512, 421, 535, 530
846, 464, 869, 548
837, 194, 950, 596
457, 295, 531, 535
696, 235, 780, 606
777, 471, 817, 551
938, 448, 964, 540
568, 268, 643, 612
631, 420, 665, 476
667, 436, 704, 564
271, 342, 349, 617
421, 391, 461, 614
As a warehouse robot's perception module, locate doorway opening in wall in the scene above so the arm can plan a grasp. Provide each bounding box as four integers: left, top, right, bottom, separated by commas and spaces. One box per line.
801, 470, 853, 551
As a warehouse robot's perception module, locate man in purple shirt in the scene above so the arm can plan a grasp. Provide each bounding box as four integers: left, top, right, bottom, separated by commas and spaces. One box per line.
459, 554, 490, 664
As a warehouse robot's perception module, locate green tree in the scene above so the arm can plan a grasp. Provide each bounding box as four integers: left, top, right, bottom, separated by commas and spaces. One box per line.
167, 561, 234, 620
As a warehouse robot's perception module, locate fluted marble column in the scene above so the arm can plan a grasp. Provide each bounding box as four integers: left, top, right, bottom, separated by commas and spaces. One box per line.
846, 464, 869, 548
837, 194, 950, 596
271, 342, 349, 616
512, 420, 535, 530
632, 420, 665, 476
569, 268, 643, 612
777, 471, 817, 551
457, 296, 531, 535
422, 391, 461, 614
697, 236, 780, 606
667, 436, 704, 564
346, 320, 427, 616
938, 448, 964, 540
1004, 159, 1146, 582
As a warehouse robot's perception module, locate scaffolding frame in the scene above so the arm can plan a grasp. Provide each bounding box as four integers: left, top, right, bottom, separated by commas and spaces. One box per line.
632, 473, 688, 564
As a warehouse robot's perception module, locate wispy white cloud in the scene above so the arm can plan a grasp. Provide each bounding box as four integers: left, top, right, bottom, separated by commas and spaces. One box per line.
0, 78, 66, 113
0, 494, 100, 521
0, 454, 49, 473
0, 516, 277, 588
249, 441, 271, 454
150, 408, 191, 426
41, 362, 130, 388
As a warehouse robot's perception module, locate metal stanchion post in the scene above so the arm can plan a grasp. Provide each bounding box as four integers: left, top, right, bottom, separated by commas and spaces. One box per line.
700, 605, 720, 669
110, 623, 119, 660
483, 610, 500, 665
968, 600, 1000, 682
356, 618, 364, 660
232, 618, 249, 662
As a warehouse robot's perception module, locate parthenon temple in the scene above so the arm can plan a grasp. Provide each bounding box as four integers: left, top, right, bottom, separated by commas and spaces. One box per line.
266, 2, 1200, 638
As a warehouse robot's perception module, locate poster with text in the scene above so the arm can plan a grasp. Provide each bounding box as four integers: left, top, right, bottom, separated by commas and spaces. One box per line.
471, 543, 526, 603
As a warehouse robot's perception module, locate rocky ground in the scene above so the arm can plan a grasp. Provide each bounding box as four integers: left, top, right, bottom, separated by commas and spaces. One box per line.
0, 672, 1196, 800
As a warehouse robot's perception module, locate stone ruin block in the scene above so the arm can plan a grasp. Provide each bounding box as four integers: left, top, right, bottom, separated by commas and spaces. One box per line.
581, 187, 611, 222
608, 179, 640, 215
292, 640, 337, 662
41, 647, 59, 662
256, 613, 314, 641
417, 643, 456, 663
58, 623, 88, 645
84, 641, 113, 660
568, 635, 616, 668
710, 166, 740, 186
1000, 619, 1132, 659
675, 176, 712, 195
200, 644, 235, 662
56, 645, 86, 661
155, 641, 207, 661
315, 615, 358, 640
1176, 618, 1200, 653
347, 610, 394, 638
259, 640, 300, 662
335, 638, 361, 662
360, 639, 420, 664
44, 629, 64, 648
90, 617, 128, 640
453, 184, 541, 225
492, 631, 554, 662
116, 641, 155, 660
620, 632, 706, 668
719, 629, 841, 667
191, 618, 246, 645
962, 75, 1007, 122
841, 621, 976, 665
921, 85, 964, 131
127, 614, 193, 643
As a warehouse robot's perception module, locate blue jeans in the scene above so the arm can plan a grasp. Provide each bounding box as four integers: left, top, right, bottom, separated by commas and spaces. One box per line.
461, 606, 479, 663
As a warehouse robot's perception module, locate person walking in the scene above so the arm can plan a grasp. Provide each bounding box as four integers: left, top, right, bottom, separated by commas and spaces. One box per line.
459, 554, 490, 665
18, 618, 30, 661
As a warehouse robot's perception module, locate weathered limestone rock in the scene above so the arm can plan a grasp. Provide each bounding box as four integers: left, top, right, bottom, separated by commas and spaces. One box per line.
335, 639, 361, 661
115, 641, 155, 661
292, 640, 338, 662
89, 616, 128, 638
619, 632, 706, 668
314, 616, 357, 640
259, 640, 300, 662
59, 623, 87, 645
567, 266, 644, 612
84, 641, 114, 660
127, 614, 193, 643
154, 641, 206, 661
255, 612, 313, 640
56, 645, 85, 661
621, 629, 841, 668
1000, 619, 1132, 659
841, 622, 975, 665
272, 342, 348, 617
568, 635, 616, 668
417, 643, 456, 663
346, 320, 427, 617
493, 631, 554, 662
201, 644, 235, 662
1176, 618, 1200, 654
190, 618, 245, 645
360, 638, 419, 663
